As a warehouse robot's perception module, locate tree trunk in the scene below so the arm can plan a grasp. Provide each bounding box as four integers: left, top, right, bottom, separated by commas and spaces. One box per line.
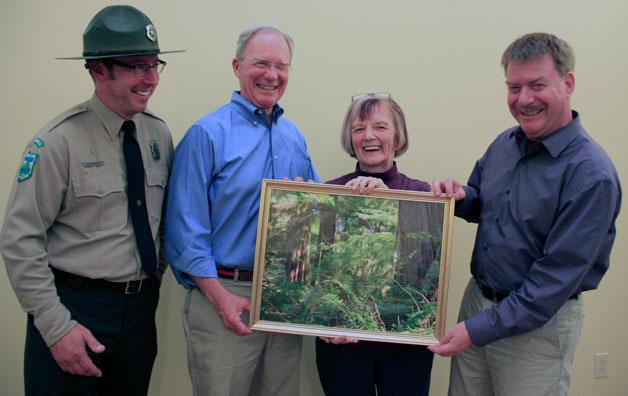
284, 202, 313, 282
315, 199, 337, 268
396, 201, 442, 286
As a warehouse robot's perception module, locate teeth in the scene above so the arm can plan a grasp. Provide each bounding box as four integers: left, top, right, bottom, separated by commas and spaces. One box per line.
257, 84, 276, 91
133, 89, 152, 97
519, 106, 543, 116
364, 146, 381, 151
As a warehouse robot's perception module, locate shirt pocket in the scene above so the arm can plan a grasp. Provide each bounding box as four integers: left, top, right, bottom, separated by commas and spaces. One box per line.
71, 174, 126, 233
287, 154, 313, 180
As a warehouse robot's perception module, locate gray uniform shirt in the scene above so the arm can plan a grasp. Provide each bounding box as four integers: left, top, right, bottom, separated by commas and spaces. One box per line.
1, 94, 173, 346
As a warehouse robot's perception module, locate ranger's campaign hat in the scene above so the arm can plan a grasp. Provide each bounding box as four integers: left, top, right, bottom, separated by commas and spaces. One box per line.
57, 5, 184, 60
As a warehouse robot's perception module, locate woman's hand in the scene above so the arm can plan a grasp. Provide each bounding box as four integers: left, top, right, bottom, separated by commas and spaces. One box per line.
319, 336, 359, 345
345, 176, 388, 194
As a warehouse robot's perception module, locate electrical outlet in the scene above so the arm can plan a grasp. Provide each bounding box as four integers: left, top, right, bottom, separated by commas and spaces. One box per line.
594, 352, 608, 378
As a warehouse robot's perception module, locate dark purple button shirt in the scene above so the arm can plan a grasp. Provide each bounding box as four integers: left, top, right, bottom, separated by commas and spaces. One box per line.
327, 162, 430, 192
458, 111, 622, 346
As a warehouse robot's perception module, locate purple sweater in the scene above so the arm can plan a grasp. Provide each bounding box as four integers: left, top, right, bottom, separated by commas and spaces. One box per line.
326, 162, 430, 192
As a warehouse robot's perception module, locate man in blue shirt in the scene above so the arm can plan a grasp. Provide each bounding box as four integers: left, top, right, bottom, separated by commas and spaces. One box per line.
165, 25, 318, 396
431, 33, 621, 395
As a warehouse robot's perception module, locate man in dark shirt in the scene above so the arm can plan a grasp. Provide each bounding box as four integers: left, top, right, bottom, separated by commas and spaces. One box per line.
431, 32, 621, 396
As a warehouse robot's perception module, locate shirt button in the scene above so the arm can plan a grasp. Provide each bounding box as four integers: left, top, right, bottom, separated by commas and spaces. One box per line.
97, 187, 104, 194
253, 121, 258, 125
136, 200, 142, 207
274, 155, 278, 159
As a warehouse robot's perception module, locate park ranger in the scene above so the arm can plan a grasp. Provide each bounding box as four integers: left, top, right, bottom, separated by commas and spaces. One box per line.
1, 5, 182, 395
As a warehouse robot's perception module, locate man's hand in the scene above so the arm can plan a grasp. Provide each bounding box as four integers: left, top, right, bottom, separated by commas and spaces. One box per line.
346, 176, 388, 194
194, 277, 253, 336
431, 177, 466, 201
428, 322, 473, 357
49, 324, 105, 377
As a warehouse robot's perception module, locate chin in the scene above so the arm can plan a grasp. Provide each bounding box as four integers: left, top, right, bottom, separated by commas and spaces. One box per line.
258, 95, 279, 106
133, 102, 148, 112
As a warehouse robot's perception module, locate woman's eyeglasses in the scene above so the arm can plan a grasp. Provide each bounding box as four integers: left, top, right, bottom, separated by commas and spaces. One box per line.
351, 92, 392, 102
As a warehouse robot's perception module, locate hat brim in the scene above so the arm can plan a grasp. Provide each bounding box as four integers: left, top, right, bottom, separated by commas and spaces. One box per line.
56, 49, 185, 60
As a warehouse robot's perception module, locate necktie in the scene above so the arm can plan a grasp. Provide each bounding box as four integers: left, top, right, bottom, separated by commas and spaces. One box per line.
121, 120, 157, 276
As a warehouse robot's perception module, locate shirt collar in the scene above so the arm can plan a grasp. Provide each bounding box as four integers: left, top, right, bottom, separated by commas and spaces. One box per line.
511, 110, 581, 158
89, 93, 137, 141
353, 161, 399, 181
230, 91, 285, 125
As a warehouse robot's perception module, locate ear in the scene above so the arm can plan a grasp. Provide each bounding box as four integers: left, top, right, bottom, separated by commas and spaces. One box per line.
89, 61, 108, 83
563, 71, 575, 97
232, 57, 241, 78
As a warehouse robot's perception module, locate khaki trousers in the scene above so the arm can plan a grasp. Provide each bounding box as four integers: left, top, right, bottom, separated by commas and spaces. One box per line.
183, 279, 302, 396
449, 278, 583, 396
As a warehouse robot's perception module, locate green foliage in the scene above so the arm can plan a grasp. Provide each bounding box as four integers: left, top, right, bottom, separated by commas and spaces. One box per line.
261, 190, 441, 337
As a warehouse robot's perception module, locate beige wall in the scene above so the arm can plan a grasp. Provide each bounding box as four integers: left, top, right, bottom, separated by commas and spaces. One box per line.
1, 1, 627, 395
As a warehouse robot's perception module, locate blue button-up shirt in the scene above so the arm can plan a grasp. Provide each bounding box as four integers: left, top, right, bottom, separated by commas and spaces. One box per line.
165, 92, 319, 288
457, 111, 621, 346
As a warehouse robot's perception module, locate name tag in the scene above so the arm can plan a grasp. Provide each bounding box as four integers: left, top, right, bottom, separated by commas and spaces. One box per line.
82, 161, 105, 168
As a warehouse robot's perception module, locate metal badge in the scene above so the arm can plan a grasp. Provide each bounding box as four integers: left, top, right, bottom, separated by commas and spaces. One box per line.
145, 24, 157, 42
149, 140, 161, 161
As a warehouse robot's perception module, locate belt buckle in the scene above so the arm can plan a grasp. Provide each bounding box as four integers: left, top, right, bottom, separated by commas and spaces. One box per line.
125, 279, 143, 294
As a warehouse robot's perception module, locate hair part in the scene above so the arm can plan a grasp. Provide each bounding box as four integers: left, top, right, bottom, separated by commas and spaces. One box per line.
340, 97, 409, 158
501, 32, 575, 77
235, 25, 294, 61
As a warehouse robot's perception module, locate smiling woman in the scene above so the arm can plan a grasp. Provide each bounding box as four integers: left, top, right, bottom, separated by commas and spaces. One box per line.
341, 93, 409, 174
315, 93, 434, 396
350, 104, 397, 173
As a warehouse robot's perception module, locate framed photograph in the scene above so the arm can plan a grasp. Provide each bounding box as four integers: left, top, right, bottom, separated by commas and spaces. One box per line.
250, 179, 454, 345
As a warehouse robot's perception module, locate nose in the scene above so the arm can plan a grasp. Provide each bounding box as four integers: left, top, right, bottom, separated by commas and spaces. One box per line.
363, 126, 376, 139
264, 66, 279, 80
516, 86, 535, 105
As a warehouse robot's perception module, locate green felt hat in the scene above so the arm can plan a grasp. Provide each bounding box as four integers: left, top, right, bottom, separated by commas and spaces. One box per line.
57, 5, 184, 60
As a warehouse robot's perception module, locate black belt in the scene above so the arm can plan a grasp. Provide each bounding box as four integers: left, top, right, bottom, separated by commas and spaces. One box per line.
217, 268, 254, 282
476, 280, 579, 303
52, 267, 155, 294
477, 282, 509, 302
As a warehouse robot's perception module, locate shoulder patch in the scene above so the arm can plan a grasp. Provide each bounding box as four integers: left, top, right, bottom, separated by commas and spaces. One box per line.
17, 152, 39, 183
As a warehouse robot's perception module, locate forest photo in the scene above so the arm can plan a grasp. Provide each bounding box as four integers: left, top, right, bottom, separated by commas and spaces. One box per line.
250, 181, 454, 345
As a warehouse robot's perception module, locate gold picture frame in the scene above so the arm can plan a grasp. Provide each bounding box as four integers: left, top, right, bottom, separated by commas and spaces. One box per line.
250, 180, 454, 345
